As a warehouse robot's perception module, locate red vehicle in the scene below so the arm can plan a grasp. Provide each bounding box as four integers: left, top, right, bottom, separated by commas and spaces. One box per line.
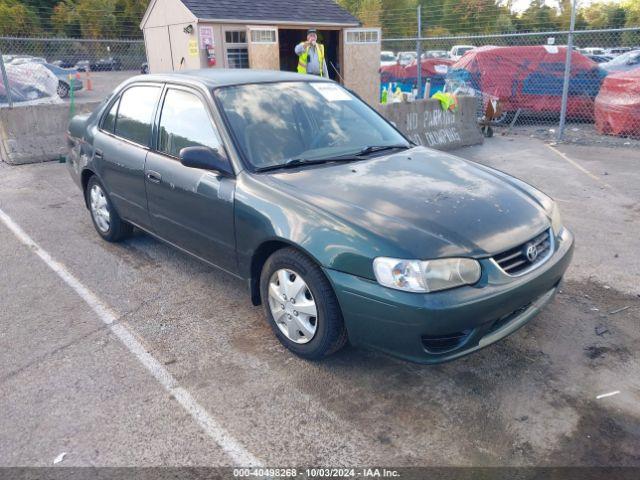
380, 58, 454, 95
446, 45, 606, 121
595, 67, 640, 137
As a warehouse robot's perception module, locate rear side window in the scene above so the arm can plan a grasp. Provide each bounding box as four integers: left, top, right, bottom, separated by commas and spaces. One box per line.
101, 98, 119, 133
158, 89, 223, 157
114, 86, 160, 146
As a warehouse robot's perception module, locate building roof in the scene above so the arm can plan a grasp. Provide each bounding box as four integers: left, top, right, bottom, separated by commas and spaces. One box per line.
181, 0, 360, 25
137, 68, 333, 88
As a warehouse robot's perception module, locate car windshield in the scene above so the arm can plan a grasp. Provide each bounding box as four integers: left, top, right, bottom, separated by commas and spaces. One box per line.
381, 53, 395, 61
457, 47, 474, 55
215, 81, 409, 171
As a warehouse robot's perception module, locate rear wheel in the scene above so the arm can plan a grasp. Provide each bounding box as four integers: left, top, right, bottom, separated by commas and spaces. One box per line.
260, 248, 348, 360
86, 176, 132, 242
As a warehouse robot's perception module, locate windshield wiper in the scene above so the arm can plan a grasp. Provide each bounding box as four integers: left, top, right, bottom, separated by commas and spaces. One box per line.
355, 144, 411, 156
254, 145, 411, 172
254, 156, 359, 173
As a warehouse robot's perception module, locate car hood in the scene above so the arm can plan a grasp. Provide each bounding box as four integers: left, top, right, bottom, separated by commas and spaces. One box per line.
260, 147, 550, 259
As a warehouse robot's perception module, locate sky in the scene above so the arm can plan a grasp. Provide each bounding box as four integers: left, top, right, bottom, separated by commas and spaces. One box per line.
510, 0, 626, 13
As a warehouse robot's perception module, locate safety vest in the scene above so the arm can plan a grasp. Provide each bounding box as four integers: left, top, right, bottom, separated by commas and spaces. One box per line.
297, 43, 325, 76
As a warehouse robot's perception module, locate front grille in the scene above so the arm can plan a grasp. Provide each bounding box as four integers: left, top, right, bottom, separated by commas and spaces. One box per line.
493, 229, 553, 276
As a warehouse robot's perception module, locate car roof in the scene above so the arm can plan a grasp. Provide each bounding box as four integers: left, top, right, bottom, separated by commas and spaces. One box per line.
137, 68, 333, 88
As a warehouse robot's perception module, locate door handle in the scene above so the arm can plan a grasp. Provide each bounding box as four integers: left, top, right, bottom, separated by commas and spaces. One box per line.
146, 170, 162, 184
94, 149, 103, 159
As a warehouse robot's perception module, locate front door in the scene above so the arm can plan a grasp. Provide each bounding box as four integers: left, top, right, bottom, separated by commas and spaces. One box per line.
145, 86, 237, 273
93, 84, 161, 229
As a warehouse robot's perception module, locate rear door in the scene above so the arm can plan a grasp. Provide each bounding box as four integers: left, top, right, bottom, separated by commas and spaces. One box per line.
93, 84, 161, 229
144, 85, 237, 273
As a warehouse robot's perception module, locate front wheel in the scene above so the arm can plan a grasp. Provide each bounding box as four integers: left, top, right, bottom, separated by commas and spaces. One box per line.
57, 81, 69, 98
260, 248, 348, 360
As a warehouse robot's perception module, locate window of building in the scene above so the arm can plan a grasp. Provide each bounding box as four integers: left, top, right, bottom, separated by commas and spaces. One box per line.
226, 48, 249, 68
114, 86, 160, 146
345, 29, 380, 44
250, 28, 277, 44
225, 30, 246, 44
158, 89, 223, 158
224, 29, 249, 69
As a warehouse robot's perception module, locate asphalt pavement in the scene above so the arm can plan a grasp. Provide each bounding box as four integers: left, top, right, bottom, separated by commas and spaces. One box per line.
0, 137, 638, 467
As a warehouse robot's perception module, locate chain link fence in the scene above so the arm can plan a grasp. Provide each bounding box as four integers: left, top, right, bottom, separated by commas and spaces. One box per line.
1, 37, 145, 106
369, 0, 640, 147
381, 27, 640, 146
1, 3, 639, 147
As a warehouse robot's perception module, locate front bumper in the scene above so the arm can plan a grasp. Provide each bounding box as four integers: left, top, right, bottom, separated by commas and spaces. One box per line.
325, 227, 574, 364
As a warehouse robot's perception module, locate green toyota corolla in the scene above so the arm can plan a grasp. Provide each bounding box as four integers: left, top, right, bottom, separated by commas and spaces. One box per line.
66, 69, 573, 364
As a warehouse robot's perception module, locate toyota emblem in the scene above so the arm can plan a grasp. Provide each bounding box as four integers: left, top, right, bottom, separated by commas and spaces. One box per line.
525, 244, 539, 262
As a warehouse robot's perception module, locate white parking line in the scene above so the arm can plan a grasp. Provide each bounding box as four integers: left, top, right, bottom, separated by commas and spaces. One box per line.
0, 207, 262, 467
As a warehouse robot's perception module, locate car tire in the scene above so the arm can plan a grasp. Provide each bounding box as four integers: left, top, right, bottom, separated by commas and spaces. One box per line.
57, 81, 69, 98
260, 247, 348, 360
85, 176, 132, 242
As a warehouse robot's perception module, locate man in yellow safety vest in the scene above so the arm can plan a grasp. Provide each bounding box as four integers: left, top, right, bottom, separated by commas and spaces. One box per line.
295, 29, 329, 77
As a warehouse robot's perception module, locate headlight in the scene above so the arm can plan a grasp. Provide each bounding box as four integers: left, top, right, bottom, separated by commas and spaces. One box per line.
549, 202, 563, 235
373, 257, 481, 293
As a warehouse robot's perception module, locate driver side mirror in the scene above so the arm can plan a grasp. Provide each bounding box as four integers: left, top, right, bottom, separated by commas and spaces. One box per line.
179, 146, 233, 176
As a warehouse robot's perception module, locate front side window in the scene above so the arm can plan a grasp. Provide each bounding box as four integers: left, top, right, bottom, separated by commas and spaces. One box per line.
114, 85, 160, 146
158, 89, 223, 158
215, 82, 408, 170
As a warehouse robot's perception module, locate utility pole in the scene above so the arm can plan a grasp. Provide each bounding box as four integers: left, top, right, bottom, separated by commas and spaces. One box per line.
557, 0, 577, 141
416, 4, 422, 98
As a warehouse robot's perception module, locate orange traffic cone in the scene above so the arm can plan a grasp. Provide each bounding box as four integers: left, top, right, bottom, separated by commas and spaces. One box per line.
85, 70, 93, 91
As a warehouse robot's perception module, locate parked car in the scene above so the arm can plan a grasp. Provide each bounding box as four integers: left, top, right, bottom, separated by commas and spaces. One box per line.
449, 45, 475, 60
585, 54, 614, 63
8, 55, 47, 65
43, 63, 84, 98
90, 57, 122, 71
0, 63, 59, 105
422, 50, 449, 59
52, 59, 78, 69
396, 51, 416, 66
601, 49, 640, 73
581, 47, 606, 56
605, 47, 632, 56
380, 51, 396, 67
595, 67, 640, 137
66, 70, 573, 364
446, 45, 606, 122
141, 62, 149, 74
75, 60, 91, 72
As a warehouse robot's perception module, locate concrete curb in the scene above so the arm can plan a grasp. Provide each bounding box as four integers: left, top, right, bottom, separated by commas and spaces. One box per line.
0, 101, 101, 165
377, 96, 483, 151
